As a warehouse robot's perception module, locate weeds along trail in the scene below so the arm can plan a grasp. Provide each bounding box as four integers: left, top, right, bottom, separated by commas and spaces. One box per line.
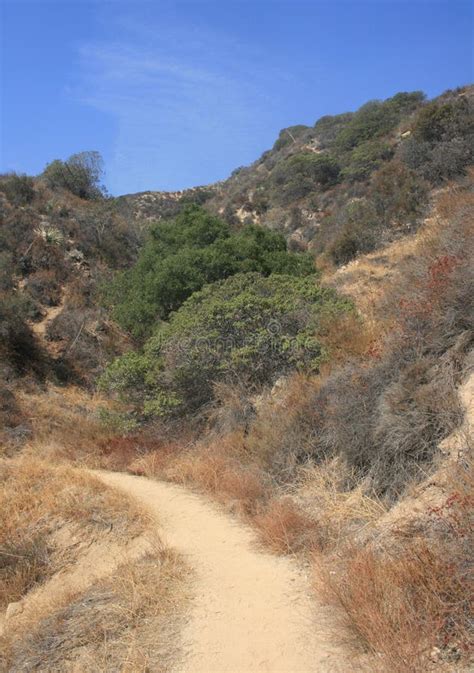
97, 470, 348, 673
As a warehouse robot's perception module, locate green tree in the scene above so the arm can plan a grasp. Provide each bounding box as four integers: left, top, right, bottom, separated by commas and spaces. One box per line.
106, 206, 315, 339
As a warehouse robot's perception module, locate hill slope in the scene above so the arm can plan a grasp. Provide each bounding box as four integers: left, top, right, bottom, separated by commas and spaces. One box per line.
123, 85, 473, 260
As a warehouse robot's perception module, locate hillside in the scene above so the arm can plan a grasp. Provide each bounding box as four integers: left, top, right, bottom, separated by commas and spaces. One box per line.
124, 85, 473, 262
0, 85, 473, 673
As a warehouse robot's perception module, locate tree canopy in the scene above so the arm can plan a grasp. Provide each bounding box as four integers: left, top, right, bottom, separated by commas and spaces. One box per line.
106, 205, 316, 339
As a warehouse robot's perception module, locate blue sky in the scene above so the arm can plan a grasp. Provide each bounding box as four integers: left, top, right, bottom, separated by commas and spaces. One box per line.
1, 1, 472, 195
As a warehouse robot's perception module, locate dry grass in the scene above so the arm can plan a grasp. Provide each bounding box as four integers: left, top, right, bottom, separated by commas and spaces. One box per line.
6, 384, 116, 461
0, 456, 147, 608
251, 458, 387, 555
293, 458, 387, 548
316, 310, 383, 365
3, 544, 190, 673
130, 432, 270, 517
253, 497, 321, 554
314, 459, 473, 673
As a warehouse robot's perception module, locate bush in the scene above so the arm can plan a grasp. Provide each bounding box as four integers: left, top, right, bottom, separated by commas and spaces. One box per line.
271, 153, 340, 205
25, 270, 62, 306
412, 96, 473, 143
340, 140, 393, 182
0, 252, 15, 291
25, 236, 68, 280
401, 95, 474, 183
370, 160, 429, 226
0, 292, 45, 375
253, 497, 320, 554
334, 92, 425, 152
245, 185, 474, 497
107, 205, 316, 339
273, 125, 310, 151
101, 273, 352, 416
317, 536, 471, 672
313, 112, 354, 147
328, 225, 377, 265
328, 198, 379, 265
42, 151, 106, 200
0, 173, 35, 206
316, 461, 472, 672
70, 199, 140, 268
420, 138, 472, 184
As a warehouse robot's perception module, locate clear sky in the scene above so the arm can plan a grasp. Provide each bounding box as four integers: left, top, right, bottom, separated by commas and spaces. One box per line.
1, 1, 472, 195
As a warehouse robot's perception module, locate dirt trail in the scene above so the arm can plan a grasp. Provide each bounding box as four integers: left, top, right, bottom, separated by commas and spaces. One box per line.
98, 471, 346, 673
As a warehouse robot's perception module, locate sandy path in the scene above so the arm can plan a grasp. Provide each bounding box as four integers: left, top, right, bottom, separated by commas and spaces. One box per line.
97, 471, 346, 673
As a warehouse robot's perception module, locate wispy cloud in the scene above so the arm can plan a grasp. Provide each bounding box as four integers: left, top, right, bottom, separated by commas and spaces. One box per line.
72, 15, 285, 193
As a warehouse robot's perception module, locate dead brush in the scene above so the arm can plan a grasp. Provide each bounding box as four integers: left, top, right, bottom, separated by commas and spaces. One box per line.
315, 540, 472, 673
293, 458, 387, 549
164, 436, 269, 515
4, 542, 190, 673
16, 384, 116, 462
0, 456, 147, 608
316, 310, 382, 364
245, 373, 321, 480
314, 459, 474, 673
253, 497, 322, 554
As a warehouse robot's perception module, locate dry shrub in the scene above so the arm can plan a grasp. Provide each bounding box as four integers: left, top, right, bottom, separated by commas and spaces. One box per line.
4, 546, 189, 673
316, 540, 471, 673
258, 180, 473, 498
253, 497, 321, 554
209, 381, 256, 435
294, 458, 387, 549
127, 442, 179, 477
98, 433, 188, 474
97, 435, 154, 472
315, 460, 473, 673
246, 373, 322, 479
25, 270, 62, 306
0, 457, 147, 608
167, 439, 268, 515
15, 385, 116, 461
317, 310, 381, 364
0, 387, 24, 427
435, 172, 474, 222
27, 237, 68, 280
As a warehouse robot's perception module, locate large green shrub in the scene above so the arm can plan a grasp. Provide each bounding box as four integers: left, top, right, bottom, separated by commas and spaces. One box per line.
411, 97, 473, 143
101, 273, 351, 416
106, 205, 315, 339
313, 112, 354, 147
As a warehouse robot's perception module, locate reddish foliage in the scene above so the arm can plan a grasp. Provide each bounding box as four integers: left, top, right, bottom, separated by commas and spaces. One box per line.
96, 434, 179, 472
